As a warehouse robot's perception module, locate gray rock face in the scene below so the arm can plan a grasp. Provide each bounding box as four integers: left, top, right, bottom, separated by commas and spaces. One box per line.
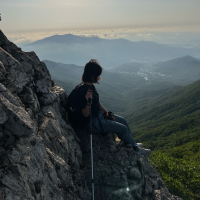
0, 30, 183, 200
0, 94, 37, 136
76, 129, 183, 200
0, 30, 85, 200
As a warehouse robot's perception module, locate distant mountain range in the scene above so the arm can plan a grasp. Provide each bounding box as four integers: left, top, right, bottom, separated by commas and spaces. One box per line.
43, 60, 83, 85
21, 34, 200, 68
152, 55, 200, 81
110, 62, 146, 73
31, 34, 103, 45
44, 54, 200, 115
108, 55, 200, 87
43, 59, 179, 113
43, 60, 149, 112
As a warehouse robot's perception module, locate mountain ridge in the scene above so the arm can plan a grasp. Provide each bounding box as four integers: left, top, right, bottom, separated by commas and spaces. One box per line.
126, 78, 200, 150
152, 55, 200, 81
22, 33, 200, 68
30, 34, 161, 46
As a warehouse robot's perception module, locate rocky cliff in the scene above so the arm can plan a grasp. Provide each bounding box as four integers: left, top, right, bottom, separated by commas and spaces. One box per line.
0, 30, 182, 200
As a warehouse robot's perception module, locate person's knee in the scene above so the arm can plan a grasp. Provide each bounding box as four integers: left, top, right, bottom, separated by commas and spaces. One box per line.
103, 121, 126, 134
114, 114, 125, 122
114, 125, 128, 139
118, 117, 127, 125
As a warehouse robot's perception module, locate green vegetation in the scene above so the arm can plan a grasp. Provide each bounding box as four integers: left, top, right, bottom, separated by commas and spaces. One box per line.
151, 140, 200, 199
125, 79, 200, 150
165, 139, 200, 162
124, 79, 200, 199
150, 152, 200, 199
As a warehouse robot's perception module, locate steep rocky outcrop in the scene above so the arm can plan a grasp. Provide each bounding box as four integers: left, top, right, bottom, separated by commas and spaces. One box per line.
0, 30, 182, 200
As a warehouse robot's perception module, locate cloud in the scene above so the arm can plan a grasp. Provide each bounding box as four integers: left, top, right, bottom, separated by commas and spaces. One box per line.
79, 33, 127, 38
6, 24, 200, 46
136, 33, 154, 37
7, 30, 128, 45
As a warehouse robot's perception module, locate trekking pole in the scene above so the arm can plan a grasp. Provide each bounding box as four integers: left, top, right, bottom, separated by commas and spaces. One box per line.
88, 96, 94, 200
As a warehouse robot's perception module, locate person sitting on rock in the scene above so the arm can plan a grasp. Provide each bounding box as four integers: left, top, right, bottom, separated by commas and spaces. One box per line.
77, 59, 151, 156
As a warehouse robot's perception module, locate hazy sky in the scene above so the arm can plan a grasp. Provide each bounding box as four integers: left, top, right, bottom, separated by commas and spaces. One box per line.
1, 0, 200, 46
1, 0, 200, 32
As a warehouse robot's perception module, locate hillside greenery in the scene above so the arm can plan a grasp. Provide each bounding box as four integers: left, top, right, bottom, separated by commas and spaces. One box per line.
150, 152, 200, 200
150, 139, 200, 199
125, 79, 200, 150
124, 79, 200, 199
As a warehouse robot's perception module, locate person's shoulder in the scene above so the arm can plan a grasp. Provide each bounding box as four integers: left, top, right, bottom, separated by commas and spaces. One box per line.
79, 83, 94, 88
78, 84, 92, 90
77, 84, 91, 94
91, 84, 98, 92
91, 84, 96, 89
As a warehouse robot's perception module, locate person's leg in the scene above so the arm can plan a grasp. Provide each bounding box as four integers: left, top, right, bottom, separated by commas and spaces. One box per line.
114, 114, 131, 133
102, 118, 138, 147
114, 114, 138, 145
89, 112, 151, 156
90, 112, 137, 147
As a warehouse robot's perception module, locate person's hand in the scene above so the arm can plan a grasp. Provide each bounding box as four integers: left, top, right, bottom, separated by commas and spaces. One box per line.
85, 90, 93, 103
105, 112, 116, 121
112, 116, 116, 121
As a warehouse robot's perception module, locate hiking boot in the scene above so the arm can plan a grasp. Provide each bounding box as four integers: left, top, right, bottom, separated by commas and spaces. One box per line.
137, 143, 143, 148
134, 147, 151, 157
118, 141, 143, 149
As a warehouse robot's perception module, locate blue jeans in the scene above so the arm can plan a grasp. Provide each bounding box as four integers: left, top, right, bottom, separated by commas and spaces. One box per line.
85, 111, 138, 148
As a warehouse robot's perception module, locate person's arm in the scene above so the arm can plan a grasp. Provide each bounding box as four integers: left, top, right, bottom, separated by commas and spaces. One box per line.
100, 103, 116, 121
82, 90, 93, 117
82, 103, 90, 117
100, 103, 108, 113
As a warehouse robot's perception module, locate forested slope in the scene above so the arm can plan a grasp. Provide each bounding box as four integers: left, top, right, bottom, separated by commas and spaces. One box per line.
126, 79, 200, 150
125, 79, 200, 199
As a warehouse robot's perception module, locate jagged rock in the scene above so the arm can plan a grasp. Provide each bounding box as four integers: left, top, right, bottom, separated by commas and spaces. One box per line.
129, 167, 141, 179
19, 86, 40, 111
0, 47, 30, 92
38, 86, 68, 107
0, 102, 8, 124
0, 83, 6, 92
0, 94, 37, 136
154, 190, 182, 200
0, 60, 6, 71
53, 86, 68, 108
0, 61, 6, 82
0, 30, 183, 200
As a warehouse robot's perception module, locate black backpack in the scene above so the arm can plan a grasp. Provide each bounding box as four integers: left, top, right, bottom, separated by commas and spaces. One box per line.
67, 83, 107, 134
66, 83, 85, 128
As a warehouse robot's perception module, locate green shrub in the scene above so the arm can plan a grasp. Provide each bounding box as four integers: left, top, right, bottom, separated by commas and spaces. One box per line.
150, 152, 200, 200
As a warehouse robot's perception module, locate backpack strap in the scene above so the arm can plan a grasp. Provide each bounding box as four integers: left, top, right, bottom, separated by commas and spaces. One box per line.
78, 83, 106, 135
97, 113, 107, 136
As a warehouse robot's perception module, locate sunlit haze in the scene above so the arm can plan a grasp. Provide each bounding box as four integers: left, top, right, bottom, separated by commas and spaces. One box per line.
1, 0, 200, 46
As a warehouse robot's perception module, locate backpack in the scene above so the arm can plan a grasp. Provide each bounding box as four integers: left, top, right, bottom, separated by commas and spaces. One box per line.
66, 83, 85, 128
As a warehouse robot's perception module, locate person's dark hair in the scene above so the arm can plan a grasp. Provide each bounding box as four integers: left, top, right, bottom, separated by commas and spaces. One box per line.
81, 59, 103, 84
